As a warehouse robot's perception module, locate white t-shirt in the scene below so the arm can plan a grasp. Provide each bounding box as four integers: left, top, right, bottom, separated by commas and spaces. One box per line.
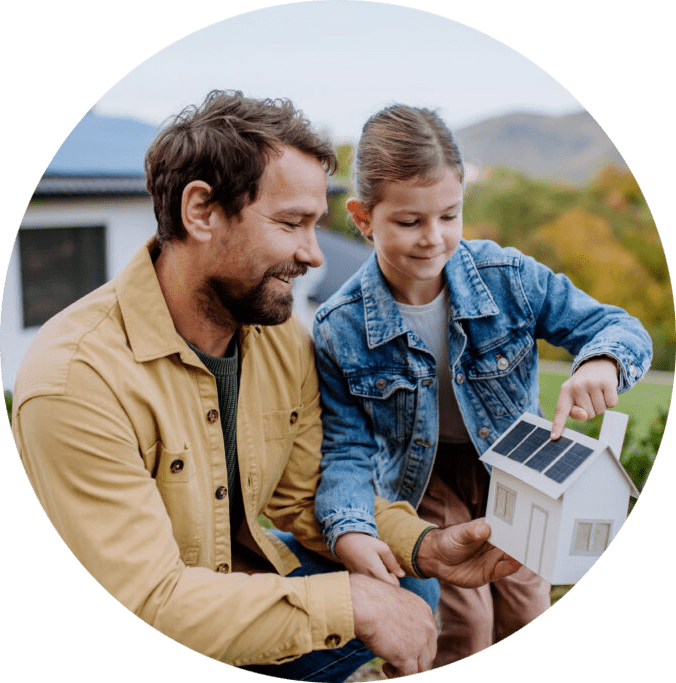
396, 288, 470, 444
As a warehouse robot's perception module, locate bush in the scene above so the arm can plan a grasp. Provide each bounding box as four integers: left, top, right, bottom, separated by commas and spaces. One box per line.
5, 390, 12, 425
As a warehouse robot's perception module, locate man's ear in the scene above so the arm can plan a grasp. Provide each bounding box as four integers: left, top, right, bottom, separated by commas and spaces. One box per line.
346, 198, 372, 237
182, 180, 217, 243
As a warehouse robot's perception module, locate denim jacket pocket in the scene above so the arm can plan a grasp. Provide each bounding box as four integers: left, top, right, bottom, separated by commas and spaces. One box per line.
465, 332, 535, 419
347, 372, 417, 442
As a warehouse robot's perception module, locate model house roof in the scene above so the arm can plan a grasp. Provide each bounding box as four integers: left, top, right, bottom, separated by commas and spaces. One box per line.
480, 412, 639, 500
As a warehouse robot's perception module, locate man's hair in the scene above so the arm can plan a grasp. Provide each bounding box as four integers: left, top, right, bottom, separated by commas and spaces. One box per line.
354, 104, 464, 212
145, 90, 338, 245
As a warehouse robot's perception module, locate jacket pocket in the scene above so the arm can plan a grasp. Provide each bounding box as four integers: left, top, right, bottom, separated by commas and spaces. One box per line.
259, 407, 303, 489
465, 333, 535, 418
148, 441, 201, 566
347, 372, 417, 442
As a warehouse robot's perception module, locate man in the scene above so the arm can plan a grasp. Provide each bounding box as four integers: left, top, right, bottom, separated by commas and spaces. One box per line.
13, 90, 518, 680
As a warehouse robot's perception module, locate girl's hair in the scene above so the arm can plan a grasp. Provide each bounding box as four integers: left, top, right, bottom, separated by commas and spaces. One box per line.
354, 104, 464, 211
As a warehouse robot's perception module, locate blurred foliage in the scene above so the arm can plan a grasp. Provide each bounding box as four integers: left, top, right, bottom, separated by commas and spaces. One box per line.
463, 166, 674, 371
324, 154, 675, 371
5, 390, 12, 425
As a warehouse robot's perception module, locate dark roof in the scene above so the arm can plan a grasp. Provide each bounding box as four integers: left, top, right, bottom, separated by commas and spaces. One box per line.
34, 175, 149, 198
46, 111, 159, 176
40, 110, 347, 198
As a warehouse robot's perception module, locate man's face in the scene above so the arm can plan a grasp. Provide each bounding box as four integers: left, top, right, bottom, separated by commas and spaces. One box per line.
201, 145, 328, 327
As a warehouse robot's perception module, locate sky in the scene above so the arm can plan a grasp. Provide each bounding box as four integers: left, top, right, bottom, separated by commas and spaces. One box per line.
92, 1, 583, 143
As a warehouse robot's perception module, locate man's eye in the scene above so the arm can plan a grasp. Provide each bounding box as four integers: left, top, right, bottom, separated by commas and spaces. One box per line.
442, 214, 458, 221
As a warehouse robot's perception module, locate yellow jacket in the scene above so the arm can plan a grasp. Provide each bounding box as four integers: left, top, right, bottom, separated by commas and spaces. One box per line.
13, 241, 432, 666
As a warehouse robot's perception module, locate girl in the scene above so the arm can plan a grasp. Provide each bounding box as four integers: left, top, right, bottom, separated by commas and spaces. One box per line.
312, 104, 652, 666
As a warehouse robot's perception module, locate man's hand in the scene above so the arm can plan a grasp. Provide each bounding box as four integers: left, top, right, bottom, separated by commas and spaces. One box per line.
414, 519, 520, 587
349, 573, 437, 678
551, 357, 619, 439
334, 533, 404, 587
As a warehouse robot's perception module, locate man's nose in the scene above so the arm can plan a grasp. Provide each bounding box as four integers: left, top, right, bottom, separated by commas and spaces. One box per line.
297, 227, 324, 268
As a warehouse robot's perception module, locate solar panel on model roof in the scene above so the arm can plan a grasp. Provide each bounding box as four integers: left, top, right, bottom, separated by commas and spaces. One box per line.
491, 419, 537, 455
507, 427, 550, 463
544, 442, 595, 483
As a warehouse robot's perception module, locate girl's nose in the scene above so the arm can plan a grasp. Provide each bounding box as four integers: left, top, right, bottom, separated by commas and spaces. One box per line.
420, 221, 443, 247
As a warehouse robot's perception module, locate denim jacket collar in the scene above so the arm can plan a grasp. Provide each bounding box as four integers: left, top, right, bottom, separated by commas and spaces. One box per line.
360, 242, 499, 349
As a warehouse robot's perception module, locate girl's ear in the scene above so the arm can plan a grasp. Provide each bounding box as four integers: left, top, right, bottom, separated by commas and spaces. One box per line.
346, 198, 372, 237
182, 180, 216, 243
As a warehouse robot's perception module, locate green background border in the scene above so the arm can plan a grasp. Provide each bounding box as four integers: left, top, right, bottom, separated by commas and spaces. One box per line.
0, 0, 676, 683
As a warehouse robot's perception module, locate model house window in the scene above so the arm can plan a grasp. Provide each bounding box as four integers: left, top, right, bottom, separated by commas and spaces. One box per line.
572, 520, 612, 555
494, 483, 516, 524
19, 226, 106, 328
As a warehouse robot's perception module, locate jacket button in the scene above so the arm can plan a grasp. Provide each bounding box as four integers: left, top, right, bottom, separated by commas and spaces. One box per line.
375, 379, 387, 389
216, 562, 230, 573
290, 411, 299, 424
215, 485, 228, 500
415, 439, 432, 448
207, 409, 219, 423
325, 634, 342, 648
497, 356, 509, 371
170, 459, 184, 473
421, 378, 433, 386
456, 374, 465, 385
478, 427, 490, 439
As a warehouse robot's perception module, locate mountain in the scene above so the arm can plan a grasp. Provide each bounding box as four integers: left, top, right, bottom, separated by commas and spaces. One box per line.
455, 110, 627, 185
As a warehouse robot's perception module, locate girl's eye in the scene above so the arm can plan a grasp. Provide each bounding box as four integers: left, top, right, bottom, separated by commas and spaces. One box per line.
284, 222, 301, 228
442, 214, 458, 221
396, 220, 418, 227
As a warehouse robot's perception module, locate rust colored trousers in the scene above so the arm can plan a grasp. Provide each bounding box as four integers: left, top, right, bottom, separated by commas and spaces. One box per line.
417, 443, 551, 667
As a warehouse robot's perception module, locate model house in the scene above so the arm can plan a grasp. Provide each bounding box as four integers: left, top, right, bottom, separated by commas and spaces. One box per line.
480, 411, 639, 585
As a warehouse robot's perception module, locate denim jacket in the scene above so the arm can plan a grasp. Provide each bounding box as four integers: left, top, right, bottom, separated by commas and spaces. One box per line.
313, 240, 652, 552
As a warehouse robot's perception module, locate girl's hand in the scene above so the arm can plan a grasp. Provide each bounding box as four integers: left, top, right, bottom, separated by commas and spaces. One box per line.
334, 532, 405, 587
551, 357, 619, 439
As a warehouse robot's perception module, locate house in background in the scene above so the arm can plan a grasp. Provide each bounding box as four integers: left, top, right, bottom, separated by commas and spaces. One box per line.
1, 111, 368, 391
480, 411, 639, 585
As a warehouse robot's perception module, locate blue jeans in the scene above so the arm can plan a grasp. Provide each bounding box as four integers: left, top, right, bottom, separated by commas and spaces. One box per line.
242, 530, 440, 682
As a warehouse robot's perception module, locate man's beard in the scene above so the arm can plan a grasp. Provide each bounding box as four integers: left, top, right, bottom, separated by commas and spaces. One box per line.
199, 261, 308, 328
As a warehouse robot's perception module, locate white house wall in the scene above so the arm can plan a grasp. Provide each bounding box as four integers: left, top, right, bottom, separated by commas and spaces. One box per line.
1, 196, 156, 391
553, 452, 632, 584
487, 469, 562, 581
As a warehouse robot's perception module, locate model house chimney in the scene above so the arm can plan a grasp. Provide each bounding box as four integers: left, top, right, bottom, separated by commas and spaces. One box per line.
598, 411, 629, 460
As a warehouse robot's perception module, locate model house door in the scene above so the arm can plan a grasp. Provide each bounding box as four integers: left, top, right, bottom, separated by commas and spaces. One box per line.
525, 505, 548, 574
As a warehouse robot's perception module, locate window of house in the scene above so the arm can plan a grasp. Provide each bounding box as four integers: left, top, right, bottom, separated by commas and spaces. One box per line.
494, 483, 517, 524
571, 520, 612, 555
19, 226, 106, 328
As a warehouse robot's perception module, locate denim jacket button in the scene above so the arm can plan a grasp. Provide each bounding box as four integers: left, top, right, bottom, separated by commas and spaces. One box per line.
478, 427, 490, 439
456, 373, 465, 385
497, 356, 509, 371
375, 378, 388, 389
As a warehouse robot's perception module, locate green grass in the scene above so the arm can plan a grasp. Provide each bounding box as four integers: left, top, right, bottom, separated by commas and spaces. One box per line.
538, 368, 672, 443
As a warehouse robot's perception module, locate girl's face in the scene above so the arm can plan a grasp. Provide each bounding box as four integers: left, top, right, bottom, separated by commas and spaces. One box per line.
351, 167, 463, 305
